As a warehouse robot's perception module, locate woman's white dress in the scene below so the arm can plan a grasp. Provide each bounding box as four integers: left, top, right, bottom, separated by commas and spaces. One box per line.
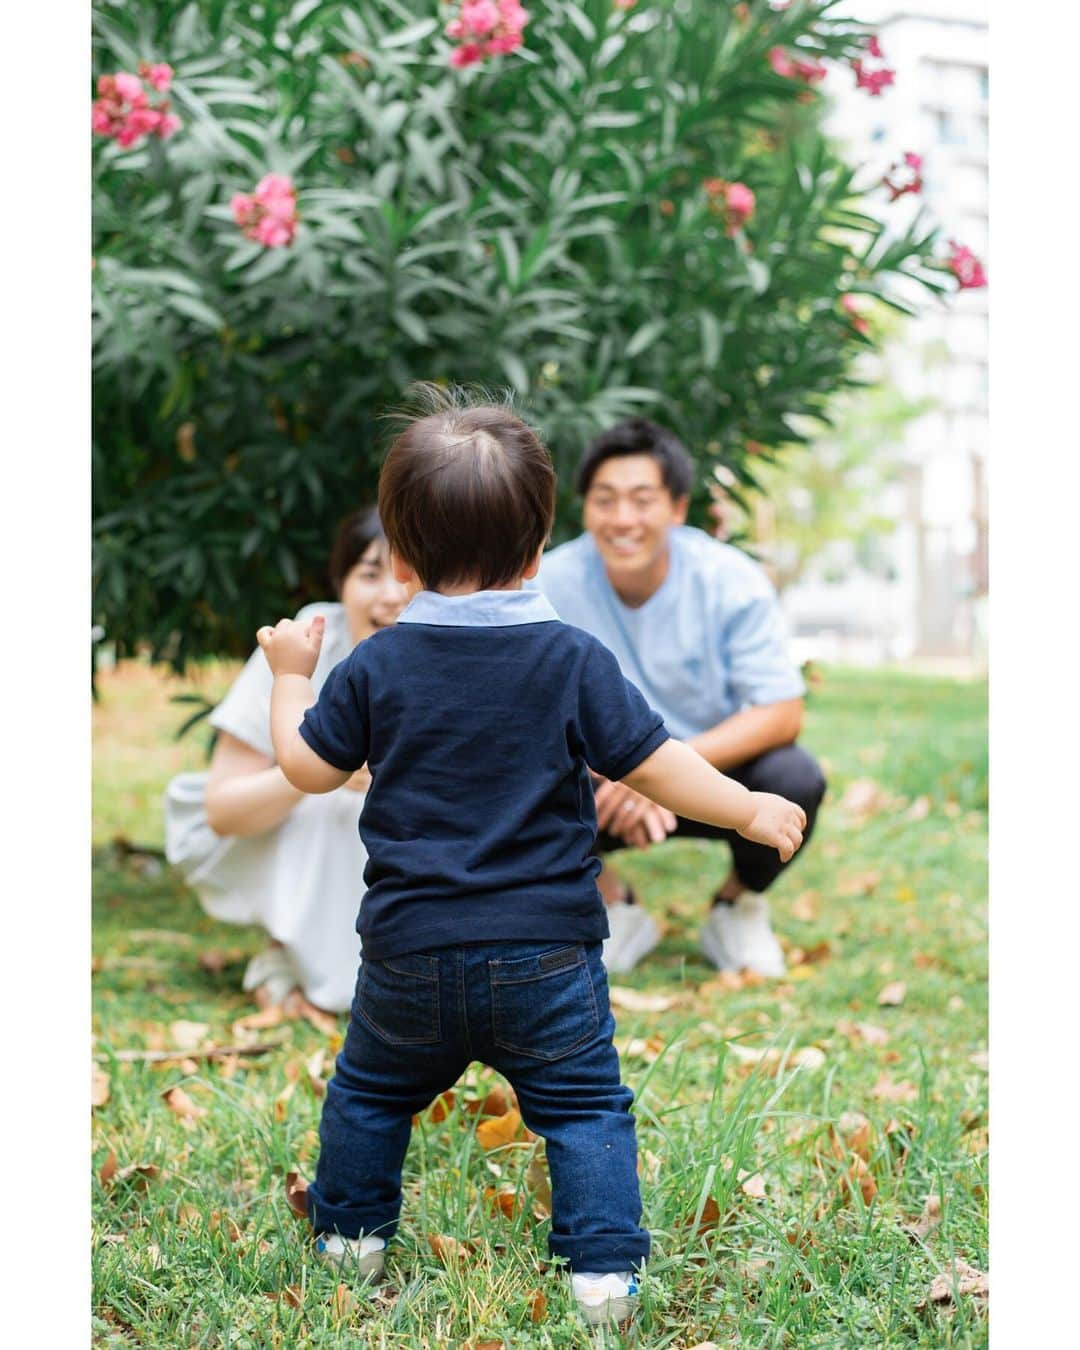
163, 603, 367, 1011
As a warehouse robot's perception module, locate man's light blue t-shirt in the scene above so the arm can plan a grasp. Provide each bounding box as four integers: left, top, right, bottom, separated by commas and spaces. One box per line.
533, 526, 804, 742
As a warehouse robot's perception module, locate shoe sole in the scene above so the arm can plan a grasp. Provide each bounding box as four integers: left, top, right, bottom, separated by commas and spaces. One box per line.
604, 916, 661, 974
577, 1293, 637, 1327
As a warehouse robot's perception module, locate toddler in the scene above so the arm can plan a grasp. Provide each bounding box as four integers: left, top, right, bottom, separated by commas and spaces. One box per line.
257, 388, 806, 1327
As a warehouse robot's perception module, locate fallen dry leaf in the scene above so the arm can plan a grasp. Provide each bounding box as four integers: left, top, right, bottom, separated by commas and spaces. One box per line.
162, 1086, 207, 1120
686, 1344, 721, 1350
840, 778, 891, 819
837, 869, 883, 898
905, 1193, 943, 1242
98, 1150, 118, 1186
332, 1283, 354, 1319
170, 1020, 211, 1051
608, 986, 679, 1013
284, 1171, 309, 1219
700, 969, 749, 995
525, 1150, 552, 1214
906, 795, 932, 821
836, 1019, 890, 1046
690, 1195, 722, 1233
476, 1108, 522, 1150
529, 1289, 547, 1323
483, 1186, 520, 1219
878, 981, 907, 1007
622, 1034, 666, 1063
177, 1204, 201, 1227
111, 1162, 161, 1189
92, 1070, 111, 1108
233, 1005, 286, 1035
280, 1285, 303, 1309
209, 1211, 242, 1242
727, 1042, 825, 1075
923, 1259, 988, 1306
791, 890, 821, 922
740, 1171, 767, 1200
871, 1074, 919, 1103
428, 1233, 473, 1266
836, 1111, 874, 1161
841, 1156, 878, 1206
638, 1149, 662, 1184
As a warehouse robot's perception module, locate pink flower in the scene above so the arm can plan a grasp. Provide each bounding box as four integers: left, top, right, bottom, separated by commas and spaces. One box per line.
883, 151, 924, 201
613, 0, 637, 8
252, 216, 295, 248
254, 173, 297, 218
853, 59, 896, 96
146, 62, 174, 92
498, 0, 530, 26
124, 106, 163, 140
768, 46, 796, 78
866, 35, 884, 59
840, 293, 870, 335
485, 31, 523, 55
97, 74, 117, 98
113, 71, 144, 103
461, 0, 500, 36
725, 182, 756, 232
450, 41, 485, 67
231, 193, 257, 226
156, 112, 181, 139
702, 177, 725, 197
793, 58, 827, 83
947, 241, 987, 290
91, 104, 115, 134
445, 18, 466, 38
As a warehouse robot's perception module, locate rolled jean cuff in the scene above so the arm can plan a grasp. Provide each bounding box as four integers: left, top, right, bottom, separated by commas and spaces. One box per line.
306, 1186, 400, 1243
548, 1230, 651, 1274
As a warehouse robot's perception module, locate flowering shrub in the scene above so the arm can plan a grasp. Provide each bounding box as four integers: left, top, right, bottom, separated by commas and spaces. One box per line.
882, 152, 923, 202
92, 0, 970, 665
92, 63, 179, 147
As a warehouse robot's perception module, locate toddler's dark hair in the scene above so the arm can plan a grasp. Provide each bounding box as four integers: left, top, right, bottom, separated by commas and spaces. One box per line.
378, 384, 556, 591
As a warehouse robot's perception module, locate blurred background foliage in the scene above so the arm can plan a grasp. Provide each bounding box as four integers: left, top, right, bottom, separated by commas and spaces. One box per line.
93, 0, 950, 666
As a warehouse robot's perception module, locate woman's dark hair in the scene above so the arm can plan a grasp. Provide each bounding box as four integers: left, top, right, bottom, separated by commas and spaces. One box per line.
577, 417, 695, 499
326, 506, 386, 598
378, 383, 556, 591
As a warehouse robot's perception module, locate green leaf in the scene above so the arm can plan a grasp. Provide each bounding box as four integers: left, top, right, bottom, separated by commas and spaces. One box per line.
165, 294, 225, 331
380, 17, 439, 49
625, 319, 667, 359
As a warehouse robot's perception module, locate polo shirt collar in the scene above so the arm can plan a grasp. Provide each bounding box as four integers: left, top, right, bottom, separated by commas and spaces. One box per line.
398, 588, 559, 627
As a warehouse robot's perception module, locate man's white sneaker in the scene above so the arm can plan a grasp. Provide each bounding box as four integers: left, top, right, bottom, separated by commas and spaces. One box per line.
602, 898, 660, 974
242, 945, 300, 1006
571, 1270, 639, 1327
314, 1232, 386, 1279
699, 893, 785, 977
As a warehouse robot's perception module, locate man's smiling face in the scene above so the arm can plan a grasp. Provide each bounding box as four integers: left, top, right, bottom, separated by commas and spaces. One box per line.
581, 454, 689, 598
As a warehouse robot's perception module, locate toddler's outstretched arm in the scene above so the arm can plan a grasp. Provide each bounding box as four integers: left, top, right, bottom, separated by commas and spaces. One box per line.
256, 615, 351, 795
623, 739, 806, 861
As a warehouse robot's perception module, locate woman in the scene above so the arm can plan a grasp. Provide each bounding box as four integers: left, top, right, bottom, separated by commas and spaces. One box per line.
164, 508, 407, 1012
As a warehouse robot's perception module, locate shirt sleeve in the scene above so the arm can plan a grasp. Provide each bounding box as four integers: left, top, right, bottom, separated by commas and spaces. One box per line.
723, 594, 806, 709
577, 638, 670, 781
298, 651, 371, 772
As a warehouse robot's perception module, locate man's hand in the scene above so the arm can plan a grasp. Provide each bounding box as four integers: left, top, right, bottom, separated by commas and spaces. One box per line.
594, 778, 677, 850
738, 791, 806, 862
256, 614, 325, 679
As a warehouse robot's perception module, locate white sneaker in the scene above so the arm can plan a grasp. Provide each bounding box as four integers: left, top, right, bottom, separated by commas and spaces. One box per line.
314, 1232, 386, 1279
572, 1270, 639, 1327
699, 893, 785, 977
602, 899, 660, 974
242, 945, 300, 1005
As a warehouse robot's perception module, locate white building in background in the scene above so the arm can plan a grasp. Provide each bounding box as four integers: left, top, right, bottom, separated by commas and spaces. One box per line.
781, 0, 988, 667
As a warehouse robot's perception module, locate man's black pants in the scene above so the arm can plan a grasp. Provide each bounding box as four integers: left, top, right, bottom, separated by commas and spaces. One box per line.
595, 744, 827, 894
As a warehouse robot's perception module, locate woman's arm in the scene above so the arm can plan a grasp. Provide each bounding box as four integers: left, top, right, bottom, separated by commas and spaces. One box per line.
204, 731, 306, 838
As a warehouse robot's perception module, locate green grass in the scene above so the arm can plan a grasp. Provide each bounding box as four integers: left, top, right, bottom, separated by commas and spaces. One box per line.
92, 662, 987, 1347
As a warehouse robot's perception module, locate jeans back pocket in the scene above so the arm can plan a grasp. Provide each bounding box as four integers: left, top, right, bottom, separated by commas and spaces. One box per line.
357, 954, 441, 1046
490, 945, 598, 1062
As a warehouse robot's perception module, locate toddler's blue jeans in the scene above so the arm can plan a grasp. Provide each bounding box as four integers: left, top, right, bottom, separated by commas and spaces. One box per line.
306, 940, 650, 1274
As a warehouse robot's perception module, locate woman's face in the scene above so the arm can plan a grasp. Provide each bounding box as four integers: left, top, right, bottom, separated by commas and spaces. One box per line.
340, 539, 408, 642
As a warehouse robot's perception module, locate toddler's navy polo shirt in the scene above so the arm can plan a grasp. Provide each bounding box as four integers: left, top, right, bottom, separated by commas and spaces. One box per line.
299, 589, 670, 959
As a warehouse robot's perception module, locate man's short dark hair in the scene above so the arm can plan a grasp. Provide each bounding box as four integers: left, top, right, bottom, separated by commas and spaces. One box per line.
577, 417, 695, 499
379, 384, 556, 591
